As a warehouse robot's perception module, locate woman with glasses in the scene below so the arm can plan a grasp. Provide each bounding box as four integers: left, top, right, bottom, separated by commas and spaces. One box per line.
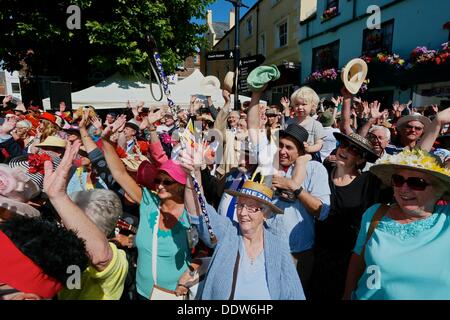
100, 120, 204, 300
312, 131, 392, 300
180, 147, 305, 300
344, 149, 450, 299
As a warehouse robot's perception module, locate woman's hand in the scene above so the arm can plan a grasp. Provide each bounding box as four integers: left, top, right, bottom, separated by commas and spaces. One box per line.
102, 114, 127, 139
1, 117, 18, 134
78, 109, 90, 129
44, 140, 81, 199
280, 96, 290, 109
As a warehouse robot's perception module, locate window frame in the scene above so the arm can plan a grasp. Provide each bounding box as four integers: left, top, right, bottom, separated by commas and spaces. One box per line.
276, 18, 288, 49
312, 40, 340, 72
361, 19, 395, 56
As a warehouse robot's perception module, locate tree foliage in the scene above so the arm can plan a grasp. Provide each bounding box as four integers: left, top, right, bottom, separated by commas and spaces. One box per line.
0, 0, 212, 88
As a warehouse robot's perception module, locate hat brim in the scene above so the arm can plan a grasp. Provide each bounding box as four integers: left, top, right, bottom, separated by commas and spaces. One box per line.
225, 189, 284, 214
0, 195, 41, 218
333, 132, 379, 163
370, 163, 450, 200
341, 58, 368, 94
396, 115, 431, 130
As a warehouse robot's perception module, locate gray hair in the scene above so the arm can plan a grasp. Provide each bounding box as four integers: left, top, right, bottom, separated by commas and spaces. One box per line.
69, 190, 123, 235
369, 125, 391, 142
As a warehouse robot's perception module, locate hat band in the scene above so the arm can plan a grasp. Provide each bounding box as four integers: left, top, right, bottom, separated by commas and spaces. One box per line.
239, 188, 271, 202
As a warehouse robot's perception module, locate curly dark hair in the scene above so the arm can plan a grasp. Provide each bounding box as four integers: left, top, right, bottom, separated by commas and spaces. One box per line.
0, 215, 89, 284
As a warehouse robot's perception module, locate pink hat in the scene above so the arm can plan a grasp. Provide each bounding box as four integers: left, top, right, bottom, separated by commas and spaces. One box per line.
136, 159, 186, 188
158, 160, 187, 185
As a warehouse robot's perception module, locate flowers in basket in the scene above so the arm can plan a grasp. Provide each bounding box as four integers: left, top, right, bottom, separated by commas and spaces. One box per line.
361, 52, 405, 69
359, 79, 370, 94
435, 42, 450, 65
321, 6, 338, 21
306, 68, 338, 83
410, 46, 437, 65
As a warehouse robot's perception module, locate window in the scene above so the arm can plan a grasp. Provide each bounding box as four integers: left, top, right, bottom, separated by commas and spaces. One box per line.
246, 17, 253, 37
11, 83, 21, 94
312, 40, 340, 72
259, 33, 266, 56
276, 20, 288, 48
362, 20, 394, 55
326, 0, 338, 10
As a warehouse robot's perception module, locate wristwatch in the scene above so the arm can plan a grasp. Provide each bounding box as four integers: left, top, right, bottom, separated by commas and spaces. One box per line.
293, 186, 303, 197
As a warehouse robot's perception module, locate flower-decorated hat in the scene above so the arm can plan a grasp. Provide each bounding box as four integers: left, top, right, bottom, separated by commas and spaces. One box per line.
370, 148, 450, 199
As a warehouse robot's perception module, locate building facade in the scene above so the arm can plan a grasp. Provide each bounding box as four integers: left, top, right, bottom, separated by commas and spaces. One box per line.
299, 0, 450, 108
203, 0, 302, 104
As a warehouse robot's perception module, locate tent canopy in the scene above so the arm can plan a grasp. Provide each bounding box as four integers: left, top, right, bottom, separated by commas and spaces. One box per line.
42, 70, 263, 110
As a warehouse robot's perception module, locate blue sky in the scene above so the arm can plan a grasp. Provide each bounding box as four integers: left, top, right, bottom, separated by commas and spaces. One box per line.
202, 0, 258, 23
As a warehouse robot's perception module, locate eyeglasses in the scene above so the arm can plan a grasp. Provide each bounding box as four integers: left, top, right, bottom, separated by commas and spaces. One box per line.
391, 174, 430, 191
404, 124, 424, 132
153, 178, 177, 186
338, 140, 364, 157
235, 203, 263, 214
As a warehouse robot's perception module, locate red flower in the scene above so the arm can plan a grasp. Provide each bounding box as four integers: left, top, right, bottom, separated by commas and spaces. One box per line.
28, 153, 52, 175
116, 146, 127, 158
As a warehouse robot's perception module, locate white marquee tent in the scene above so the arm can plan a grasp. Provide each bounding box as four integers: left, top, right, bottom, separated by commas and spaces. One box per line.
42, 69, 262, 110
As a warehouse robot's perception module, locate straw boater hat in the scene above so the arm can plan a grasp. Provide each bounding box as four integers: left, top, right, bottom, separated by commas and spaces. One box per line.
223, 71, 235, 93
341, 58, 368, 95
333, 132, 379, 163
225, 180, 283, 214
200, 76, 221, 96
370, 148, 450, 200
36, 136, 67, 149
396, 114, 432, 131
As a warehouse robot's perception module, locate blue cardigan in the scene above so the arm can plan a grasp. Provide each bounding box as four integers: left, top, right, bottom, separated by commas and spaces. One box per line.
192, 203, 305, 300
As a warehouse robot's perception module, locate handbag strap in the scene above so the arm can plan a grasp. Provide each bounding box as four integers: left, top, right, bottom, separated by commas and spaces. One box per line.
361, 204, 388, 259
228, 251, 240, 300
152, 208, 161, 286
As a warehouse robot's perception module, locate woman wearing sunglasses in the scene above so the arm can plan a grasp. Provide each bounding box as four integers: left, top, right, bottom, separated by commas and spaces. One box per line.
344, 148, 450, 299
101, 124, 203, 300
312, 131, 392, 300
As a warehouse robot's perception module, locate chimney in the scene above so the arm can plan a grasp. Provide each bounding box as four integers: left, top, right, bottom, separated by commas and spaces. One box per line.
206, 9, 213, 27
229, 9, 235, 29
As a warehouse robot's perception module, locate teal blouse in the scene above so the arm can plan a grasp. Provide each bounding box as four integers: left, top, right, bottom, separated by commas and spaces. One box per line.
135, 188, 191, 298
353, 203, 450, 300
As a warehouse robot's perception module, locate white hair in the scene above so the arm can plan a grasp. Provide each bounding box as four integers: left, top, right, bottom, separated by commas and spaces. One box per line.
369, 125, 391, 142
69, 190, 123, 236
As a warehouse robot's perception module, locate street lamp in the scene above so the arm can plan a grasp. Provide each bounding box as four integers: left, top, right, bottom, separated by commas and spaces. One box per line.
225, 0, 248, 110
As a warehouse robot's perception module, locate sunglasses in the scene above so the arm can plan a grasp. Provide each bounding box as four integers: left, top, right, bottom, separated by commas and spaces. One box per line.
338, 139, 364, 157
391, 174, 430, 191
153, 178, 177, 186
405, 124, 423, 131
265, 113, 277, 117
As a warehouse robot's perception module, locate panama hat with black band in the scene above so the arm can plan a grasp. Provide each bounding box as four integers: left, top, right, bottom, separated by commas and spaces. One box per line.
396, 114, 432, 131
333, 132, 379, 163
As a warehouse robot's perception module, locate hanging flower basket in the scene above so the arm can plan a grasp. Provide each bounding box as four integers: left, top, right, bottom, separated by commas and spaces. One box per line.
321, 7, 338, 21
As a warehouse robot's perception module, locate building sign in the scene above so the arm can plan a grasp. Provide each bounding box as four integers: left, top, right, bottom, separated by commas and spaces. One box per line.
238, 54, 266, 93
206, 50, 234, 61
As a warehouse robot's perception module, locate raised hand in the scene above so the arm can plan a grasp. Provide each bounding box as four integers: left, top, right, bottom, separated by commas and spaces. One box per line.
222, 90, 231, 105
280, 96, 290, 109
92, 115, 103, 130
147, 108, 164, 125
44, 140, 81, 199
79, 109, 91, 129
102, 114, 127, 138
369, 100, 382, 119
2, 95, 13, 106
392, 101, 400, 112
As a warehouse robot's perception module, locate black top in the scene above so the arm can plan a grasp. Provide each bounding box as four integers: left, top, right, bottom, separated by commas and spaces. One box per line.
315, 165, 392, 252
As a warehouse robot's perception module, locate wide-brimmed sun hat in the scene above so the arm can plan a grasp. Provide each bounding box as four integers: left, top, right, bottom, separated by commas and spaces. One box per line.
136, 159, 187, 188
333, 132, 379, 163
36, 136, 67, 149
225, 180, 283, 214
396, 114, 432, 131
200, 76, 221, 96
341, 58, 368, 94
370, 148, 450, 199
223, 71, 235, 93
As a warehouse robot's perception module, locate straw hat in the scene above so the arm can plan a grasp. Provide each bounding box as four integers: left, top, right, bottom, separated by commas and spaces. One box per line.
225, 180, 283, 214
341, 58, 368, 94
370, 149, 450, 200
223, 71, 235, 93
14, 103, 27, 113
200, 76, 221, 96
36, 136, 67, 149
396, 114, 432, 131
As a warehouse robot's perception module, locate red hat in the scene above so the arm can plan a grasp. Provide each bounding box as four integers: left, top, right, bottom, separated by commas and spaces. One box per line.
39, 112, 57, 125
0, 230, 63, 298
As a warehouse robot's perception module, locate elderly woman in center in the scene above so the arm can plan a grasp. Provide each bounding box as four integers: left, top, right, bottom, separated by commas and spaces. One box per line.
180, 150, 305, 300
344, 148, 450, 299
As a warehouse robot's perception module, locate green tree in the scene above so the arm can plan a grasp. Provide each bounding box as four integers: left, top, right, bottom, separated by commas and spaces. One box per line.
0, 0, 212, 91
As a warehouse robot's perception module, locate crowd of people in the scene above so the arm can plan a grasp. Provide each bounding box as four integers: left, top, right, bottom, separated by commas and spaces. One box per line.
0, 74, 449, 300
